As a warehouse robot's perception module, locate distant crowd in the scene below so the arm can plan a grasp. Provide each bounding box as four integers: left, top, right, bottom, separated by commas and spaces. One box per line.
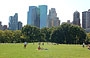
23, 42, 90, 50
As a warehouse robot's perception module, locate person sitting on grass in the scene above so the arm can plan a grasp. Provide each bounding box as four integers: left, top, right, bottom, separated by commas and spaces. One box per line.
38, 45, 48, 50
88, 46, 90, 50
38, 45, 41, 50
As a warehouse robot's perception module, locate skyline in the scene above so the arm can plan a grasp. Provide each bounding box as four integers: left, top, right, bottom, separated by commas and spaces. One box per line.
0, 0, 90, 26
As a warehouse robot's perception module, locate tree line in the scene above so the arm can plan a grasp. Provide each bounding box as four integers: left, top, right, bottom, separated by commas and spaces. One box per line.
0, 23, 90, 44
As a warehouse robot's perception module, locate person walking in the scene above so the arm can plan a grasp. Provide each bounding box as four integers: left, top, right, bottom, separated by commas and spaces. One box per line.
82, 42, 85, 48
24, 41, 27, 48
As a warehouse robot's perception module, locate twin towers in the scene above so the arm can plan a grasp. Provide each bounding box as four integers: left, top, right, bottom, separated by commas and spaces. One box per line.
27, 5, 60, 28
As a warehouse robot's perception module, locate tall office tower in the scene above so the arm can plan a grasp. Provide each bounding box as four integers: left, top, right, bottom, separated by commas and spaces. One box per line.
27, 6, 37, 25
86, 10, 90, 28
18, 21, 22, 30
9, 13, 18, 30
2, 25, 7, 30
39, 5, 47, 28
14, 13, 18, 30
48, 8, 60, 28
67, 20, 71, 24
0, 21, 2, 30
53, 17, 60, 26
35, 8, 40, 28
82, 11, 87, 29
73, 11, 80, 26
0, 21, 2, 25
9, 16, 14, 30
27, 6, 40, 28
82, 9, 90, 29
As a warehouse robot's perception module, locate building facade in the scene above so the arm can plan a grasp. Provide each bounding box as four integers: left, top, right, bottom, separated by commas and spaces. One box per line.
73, 11, 80, 26
82, 9, 90, 29
27, 5, 47, 28
27, 6, 37, 25
0, 21, 7, 30
27, 6, 40, 28
39, 5, 47, 28
0, 21, 2, 30
82, 11, 87, 29
48, 8, 60, 28
18, 21, 22, 30
2, 25, 7, 30
67, 20, 71, 24
35, 8, 40, 28
9, 13, 18, 30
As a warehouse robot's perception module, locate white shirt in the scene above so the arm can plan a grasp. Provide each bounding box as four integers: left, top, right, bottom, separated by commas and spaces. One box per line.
24, 42, 27, 45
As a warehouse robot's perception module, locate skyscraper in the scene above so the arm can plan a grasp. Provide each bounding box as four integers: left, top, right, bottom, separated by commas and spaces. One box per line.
27, 6, 40, 28
0, 21, 7, 30
39, 5, 47, 28
48, 8, 60, 28
82, 11, 87, 29
73, 11, 80, 26
27, 6, 37, 25
35, 8, 40, 28
82, 9, 90, 29
67, 20, 71, 24
0, 21, 2, 25
0, 21, 2, 30
18, 21, 22, 30
2, 25, 7, 30
9, 16, 14, 30
27, 5, 48, 28
9, 13, 18, 30
14, 13, 18, 30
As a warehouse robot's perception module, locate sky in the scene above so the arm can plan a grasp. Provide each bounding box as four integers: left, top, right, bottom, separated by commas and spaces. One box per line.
0, 0, 90, 26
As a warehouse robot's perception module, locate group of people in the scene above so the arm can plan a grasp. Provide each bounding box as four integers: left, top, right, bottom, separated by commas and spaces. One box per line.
38, 42, 44, 50
23, 42, 47, 50
23, 42, 90, 50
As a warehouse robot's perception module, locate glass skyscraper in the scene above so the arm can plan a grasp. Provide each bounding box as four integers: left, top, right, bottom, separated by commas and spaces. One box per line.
18, 21, 22, 30
35, 8, 40, 28
27, 6, 40, 28
27, 5, 47, 28
27, 6, 37, 25
9, 13, 18, 30
39, 5, 47, 28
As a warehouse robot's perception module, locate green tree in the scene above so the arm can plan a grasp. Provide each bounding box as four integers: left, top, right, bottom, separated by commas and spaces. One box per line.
40, 27, 51, 42
13, 30, 22, 43
0, 30, 4, 43
3, 30, 13, 43
85, 33, 90, 44
21, 25, 40, 42
51, 23, 86, 44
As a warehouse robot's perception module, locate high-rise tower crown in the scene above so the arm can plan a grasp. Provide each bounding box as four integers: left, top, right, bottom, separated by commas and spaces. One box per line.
73, 11, 80, 26
74, 11, 80, 14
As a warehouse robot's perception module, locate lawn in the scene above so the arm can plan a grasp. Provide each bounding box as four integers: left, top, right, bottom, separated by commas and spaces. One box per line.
0, 43, 90, 58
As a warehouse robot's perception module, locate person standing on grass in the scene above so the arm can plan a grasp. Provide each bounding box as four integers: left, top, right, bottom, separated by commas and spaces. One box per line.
24, 41, 27, 48
82, 42, 85, 48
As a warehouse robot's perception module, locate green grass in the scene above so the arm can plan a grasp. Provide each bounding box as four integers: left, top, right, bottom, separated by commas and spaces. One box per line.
0, 43, 90, 58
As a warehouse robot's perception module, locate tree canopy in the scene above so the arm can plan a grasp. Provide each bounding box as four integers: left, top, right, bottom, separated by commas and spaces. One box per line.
0, 24, 88, 44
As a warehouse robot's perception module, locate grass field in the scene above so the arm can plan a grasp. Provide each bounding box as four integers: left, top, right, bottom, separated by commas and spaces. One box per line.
0, 43, 90, 58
